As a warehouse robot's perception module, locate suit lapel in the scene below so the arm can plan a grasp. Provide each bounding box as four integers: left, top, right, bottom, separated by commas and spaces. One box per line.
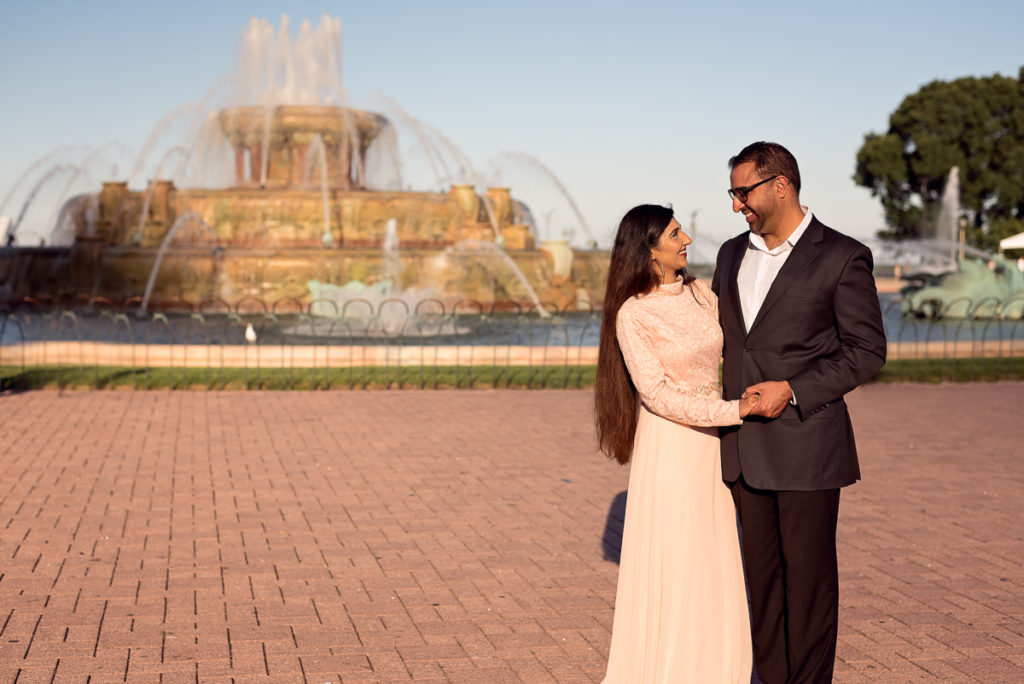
746, 219, 824, 336
722, 237, 746, 335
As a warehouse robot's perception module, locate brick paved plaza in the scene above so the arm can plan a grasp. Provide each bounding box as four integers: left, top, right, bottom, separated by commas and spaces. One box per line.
0, 384, 1021, 683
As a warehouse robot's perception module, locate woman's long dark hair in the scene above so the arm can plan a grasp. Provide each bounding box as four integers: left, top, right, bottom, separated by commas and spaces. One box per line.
594, 204, 694, 464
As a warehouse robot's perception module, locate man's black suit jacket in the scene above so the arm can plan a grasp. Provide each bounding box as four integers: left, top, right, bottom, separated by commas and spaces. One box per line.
711, 217, 887, 491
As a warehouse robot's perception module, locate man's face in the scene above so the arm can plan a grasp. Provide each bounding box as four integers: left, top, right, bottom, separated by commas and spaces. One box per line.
729, 161, 778, 236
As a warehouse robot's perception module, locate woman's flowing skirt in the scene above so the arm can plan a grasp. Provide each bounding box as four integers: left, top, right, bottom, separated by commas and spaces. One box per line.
602, 407, 752, 683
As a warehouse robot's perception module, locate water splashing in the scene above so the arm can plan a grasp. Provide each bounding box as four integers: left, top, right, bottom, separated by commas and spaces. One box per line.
302, 134, 333, 246
139, 212, 220, 313
10, 165, 78, 244
133, 146, 189, 244
938, 166, 961, 264
129, 102, 204, 188
0, 146, 78, 218
439, 240, 548, 316
495, 151, 594, 246
236, 14, 345, 106
235, 14, 349, 189
383, 218, 401, 283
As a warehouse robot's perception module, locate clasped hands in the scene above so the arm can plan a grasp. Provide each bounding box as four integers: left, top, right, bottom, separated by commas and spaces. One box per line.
739, 380, 792, 419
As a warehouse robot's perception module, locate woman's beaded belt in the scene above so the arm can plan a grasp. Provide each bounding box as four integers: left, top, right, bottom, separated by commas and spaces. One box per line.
669, 380, 721, 396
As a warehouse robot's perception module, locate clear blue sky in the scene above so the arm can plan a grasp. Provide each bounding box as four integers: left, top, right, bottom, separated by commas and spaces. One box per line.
1, 0, 1021, 257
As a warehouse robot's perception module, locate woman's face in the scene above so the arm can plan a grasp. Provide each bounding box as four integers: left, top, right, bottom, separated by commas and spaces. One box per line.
650, 218, 692, 283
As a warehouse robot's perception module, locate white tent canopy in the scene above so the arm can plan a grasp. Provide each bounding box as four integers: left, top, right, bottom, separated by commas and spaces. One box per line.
1000, 232, 1024, 252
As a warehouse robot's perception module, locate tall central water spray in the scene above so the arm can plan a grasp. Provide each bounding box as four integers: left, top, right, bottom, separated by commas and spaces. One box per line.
938, 166, 961, 264
236, 15, 348, 186
303, 134, 332, 246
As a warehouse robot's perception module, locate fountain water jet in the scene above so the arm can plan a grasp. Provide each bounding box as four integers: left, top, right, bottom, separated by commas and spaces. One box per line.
302, 134, 333, 246
496, 151, 595, 246
42, 167, 96, 245
139, 212, 220, 314
376, 97, 504, 241
0, 145, 78, 218
133, 146, 189, 244
129, 102, 204, 188
378, 100, 450, 190
435, 240, 548, 316
10, 165, 79, 244
937, 166, 961, 264
382, 218, 401, 284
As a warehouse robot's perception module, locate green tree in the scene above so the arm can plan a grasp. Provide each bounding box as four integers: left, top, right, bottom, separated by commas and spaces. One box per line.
854, 67, 1024, 250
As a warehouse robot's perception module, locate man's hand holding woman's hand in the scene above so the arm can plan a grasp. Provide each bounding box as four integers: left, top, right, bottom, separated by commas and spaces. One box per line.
738, 392, 760, 418
741, 380, 792, 419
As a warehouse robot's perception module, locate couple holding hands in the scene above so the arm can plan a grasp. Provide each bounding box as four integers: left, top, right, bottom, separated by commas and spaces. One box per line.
596, 142, 887, 683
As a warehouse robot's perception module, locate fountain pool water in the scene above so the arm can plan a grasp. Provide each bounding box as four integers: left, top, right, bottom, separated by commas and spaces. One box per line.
299, 219, 548, 336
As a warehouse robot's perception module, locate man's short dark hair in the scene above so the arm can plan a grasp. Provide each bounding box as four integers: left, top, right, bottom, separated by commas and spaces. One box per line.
729, 141, 801, 193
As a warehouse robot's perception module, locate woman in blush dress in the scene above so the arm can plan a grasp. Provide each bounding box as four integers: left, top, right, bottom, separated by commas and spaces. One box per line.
595, 204, 756, 683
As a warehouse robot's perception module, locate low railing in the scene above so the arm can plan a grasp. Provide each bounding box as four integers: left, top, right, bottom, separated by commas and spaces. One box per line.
0, 295, 1022, 389
881, 295, 1024, 382
0, 296, 602, 390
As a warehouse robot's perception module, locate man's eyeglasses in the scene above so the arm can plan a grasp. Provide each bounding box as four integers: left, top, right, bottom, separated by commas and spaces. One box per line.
727, 175, 780, 203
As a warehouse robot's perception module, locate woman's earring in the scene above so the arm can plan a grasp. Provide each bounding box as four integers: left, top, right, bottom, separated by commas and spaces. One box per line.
652, 258, 665, 282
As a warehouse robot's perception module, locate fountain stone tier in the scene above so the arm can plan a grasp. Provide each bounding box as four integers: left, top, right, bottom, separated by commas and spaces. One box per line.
89, 182, 535, 251
218, 105, 388, 190
0, 100, 610, 310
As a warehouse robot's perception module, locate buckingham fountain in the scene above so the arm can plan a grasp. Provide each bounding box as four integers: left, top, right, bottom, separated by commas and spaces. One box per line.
0, 16, 607, 315
886, 167, 1024, 319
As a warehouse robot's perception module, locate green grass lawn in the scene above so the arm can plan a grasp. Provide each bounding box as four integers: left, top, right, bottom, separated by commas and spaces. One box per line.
1, 358, 1021, 391
0, 364, 598, 391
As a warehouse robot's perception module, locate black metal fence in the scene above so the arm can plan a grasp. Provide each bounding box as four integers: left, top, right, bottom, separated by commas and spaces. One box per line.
0, 296, 602, 389
880, 295, 1024, 382
1, 295, 1022, 389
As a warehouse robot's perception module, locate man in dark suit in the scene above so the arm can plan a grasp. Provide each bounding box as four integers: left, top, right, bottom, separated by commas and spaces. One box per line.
712, 142, 886, 683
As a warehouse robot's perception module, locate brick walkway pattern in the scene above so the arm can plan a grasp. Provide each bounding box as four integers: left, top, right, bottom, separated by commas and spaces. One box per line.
0, 384, 1021, 683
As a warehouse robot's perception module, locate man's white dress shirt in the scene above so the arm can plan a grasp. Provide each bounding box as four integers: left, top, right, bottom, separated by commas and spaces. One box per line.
736, 208, 813, 332
735, 207, 813, 405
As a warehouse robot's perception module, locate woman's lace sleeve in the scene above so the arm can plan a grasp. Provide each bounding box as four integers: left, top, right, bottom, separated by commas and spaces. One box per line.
617, 303, 741, 427
693, 278, 719, 318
